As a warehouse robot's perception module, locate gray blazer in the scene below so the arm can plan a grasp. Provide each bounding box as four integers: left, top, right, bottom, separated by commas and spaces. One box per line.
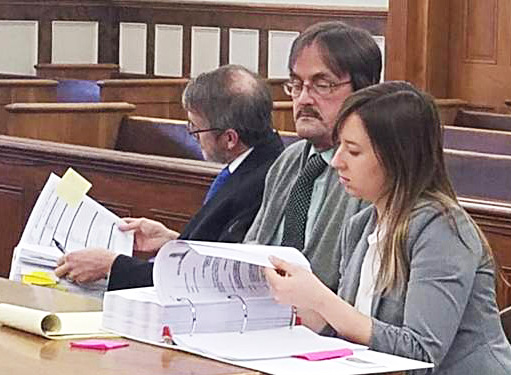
244, 140, 365, 291
336, 203, 511, 374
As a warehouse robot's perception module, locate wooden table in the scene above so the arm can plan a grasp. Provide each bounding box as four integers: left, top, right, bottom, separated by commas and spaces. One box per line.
0, 278, 404, 375
0, 278, 260, 375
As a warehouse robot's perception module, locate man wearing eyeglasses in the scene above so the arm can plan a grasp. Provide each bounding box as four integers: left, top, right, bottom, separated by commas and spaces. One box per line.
55, 65, 283, 288
244, 21, 382, 292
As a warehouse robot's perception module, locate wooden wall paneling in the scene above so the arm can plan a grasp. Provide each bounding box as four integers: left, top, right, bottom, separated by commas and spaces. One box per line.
0, 1, 113, 64
1, 1, 386, 80
386, 0, 450, 97
115, 2, 386, 78
463, 0, 498, 63
146, 21, 155, 76
258, 29, 269, 77
182, 25, 192, 77
0, 135, 219, 278
0, 184, 25, 277
448, 0, 511, 112
220, 27, 230, 67
35, 64, 119, 80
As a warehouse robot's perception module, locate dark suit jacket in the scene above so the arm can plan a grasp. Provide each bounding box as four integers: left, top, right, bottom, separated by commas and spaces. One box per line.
108, 132, 284, 291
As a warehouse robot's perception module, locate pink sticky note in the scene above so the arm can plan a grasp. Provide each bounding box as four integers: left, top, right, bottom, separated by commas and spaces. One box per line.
69, 339, 129, 350
293, 348, 354, 361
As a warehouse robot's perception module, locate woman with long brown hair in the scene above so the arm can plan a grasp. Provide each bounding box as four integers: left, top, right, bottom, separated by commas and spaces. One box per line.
265, 81, 511, 374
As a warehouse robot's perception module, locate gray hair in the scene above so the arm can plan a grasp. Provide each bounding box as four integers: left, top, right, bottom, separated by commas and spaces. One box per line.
182, 65, 274, 147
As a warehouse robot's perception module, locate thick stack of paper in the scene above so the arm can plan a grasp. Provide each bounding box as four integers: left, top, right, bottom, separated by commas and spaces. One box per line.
103, 287, 293, 343
102, 241, 310, 347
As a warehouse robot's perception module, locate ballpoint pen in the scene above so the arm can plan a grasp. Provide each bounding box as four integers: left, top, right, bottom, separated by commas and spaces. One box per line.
52, 238, 66, 254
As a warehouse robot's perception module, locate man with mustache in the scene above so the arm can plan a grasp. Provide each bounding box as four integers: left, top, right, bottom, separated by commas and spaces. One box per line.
244, 21, 382, 291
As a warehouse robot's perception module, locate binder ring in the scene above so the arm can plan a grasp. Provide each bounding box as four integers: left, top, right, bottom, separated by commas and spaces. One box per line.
290, 305, 297, 329
176, 297, 197, 335
228, 294, 248, 334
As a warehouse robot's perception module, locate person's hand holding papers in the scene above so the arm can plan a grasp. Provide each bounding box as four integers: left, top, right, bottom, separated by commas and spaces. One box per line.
54, 217, 178, 284
118, 217, 179, 252
264, 255, 373, 344
55, 248, 117, 283
265, 255, 331, 309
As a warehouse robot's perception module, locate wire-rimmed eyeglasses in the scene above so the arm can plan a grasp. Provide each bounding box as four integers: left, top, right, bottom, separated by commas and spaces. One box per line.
282, 79, 352, 98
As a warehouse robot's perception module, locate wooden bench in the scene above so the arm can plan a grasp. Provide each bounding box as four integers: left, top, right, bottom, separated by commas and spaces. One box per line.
35, 64, 120, 80
443, 126, 511, 156
4, 102, 135, 148
445, 149, 511, 202
0, 79, 58, 133
115, 116, 203, 159
98, 79, 189, 119
270, 99, 476, 132
454, 109, 511, 131
116, 116, 300, 159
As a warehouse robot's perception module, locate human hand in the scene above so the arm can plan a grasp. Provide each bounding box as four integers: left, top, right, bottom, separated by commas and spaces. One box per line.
296, 307, 328, 333
264, 256, 332, 309
118, 217, 179, 252
54, 248, 118, 283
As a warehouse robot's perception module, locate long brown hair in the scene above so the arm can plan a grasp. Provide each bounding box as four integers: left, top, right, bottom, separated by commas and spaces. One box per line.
333, 81, 492, 294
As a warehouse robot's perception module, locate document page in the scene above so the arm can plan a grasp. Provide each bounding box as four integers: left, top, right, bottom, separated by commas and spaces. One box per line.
9, 173, 133, 298
19, 173, 132, 253
153, 240, 311, 304
173, 325, 366, 360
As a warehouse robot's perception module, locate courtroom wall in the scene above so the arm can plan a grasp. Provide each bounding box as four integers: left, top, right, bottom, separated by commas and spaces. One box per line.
0, 0, 386, 78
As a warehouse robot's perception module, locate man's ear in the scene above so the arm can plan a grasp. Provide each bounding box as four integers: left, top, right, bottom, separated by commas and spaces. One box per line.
223, 128, 240, 150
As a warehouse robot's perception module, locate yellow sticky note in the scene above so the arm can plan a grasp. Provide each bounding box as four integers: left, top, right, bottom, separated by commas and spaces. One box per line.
56, 168, 92, 208
22, 271, 57, 286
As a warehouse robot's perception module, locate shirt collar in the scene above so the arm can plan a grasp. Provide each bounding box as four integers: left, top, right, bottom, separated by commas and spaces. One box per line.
308, 145, 335, 164
228, 147, 254, 174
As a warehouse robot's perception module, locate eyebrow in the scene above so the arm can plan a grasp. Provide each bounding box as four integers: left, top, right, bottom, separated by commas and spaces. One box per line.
289, 71, 337, 82
342, 139, 361, 147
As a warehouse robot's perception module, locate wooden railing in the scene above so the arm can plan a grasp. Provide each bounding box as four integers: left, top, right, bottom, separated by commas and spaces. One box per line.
4, 102, 135, 148
0, 79, 58, 133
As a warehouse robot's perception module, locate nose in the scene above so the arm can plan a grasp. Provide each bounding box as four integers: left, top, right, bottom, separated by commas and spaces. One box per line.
294, 84, 314, 105
331, 146, 346, 171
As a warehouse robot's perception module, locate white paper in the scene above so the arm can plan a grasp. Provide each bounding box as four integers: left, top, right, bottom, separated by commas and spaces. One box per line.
153, 240, 310, 304
9, 173, 133, 299
173, 325, 366, 360
19, 173, 133, 253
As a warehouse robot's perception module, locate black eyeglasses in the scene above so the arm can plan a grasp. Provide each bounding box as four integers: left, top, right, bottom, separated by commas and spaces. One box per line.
187, 122, 223, 139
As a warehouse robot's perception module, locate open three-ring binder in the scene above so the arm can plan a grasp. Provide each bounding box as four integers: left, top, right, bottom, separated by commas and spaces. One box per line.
101, 240, 366, 360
